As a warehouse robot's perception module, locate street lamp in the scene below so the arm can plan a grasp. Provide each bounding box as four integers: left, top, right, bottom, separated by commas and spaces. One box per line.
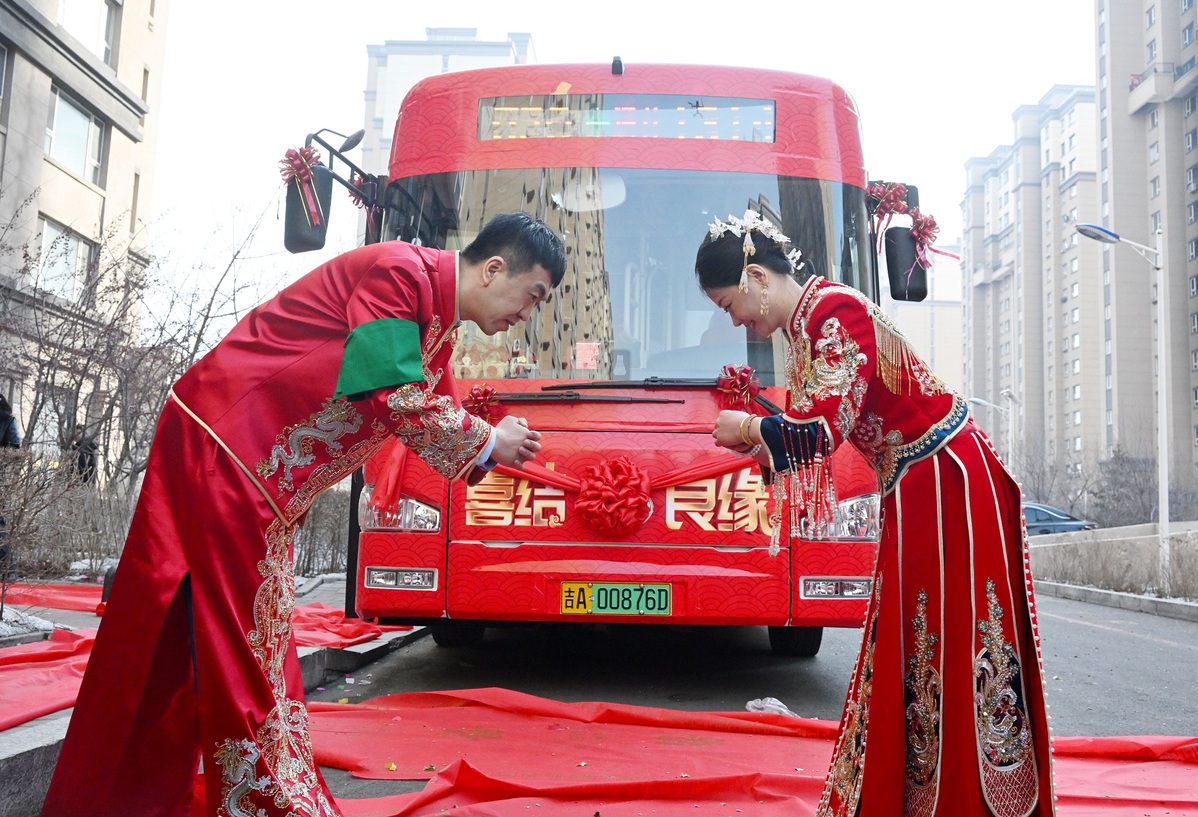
966, 396, 1013, 468
1075, 223, 1169, 593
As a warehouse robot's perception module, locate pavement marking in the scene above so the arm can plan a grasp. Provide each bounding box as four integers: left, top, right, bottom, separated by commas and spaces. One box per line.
1037, 610, 1198, 652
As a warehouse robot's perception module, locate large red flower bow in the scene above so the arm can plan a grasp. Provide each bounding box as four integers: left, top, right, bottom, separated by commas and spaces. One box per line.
575, 457, 652, 537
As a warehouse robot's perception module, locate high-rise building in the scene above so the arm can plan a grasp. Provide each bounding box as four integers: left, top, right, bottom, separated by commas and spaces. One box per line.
1103, 0, 1198, 503
0, 0, 167, 451
362, 28, 534, 177
962, 86, 1097, 480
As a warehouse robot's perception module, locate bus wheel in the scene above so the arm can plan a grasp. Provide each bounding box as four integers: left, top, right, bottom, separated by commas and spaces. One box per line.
431, 621, 486, 647
768, 626, 823, 657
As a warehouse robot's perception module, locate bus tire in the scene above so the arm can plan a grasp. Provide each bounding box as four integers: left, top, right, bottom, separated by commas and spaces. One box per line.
431, 621, 486, 647
768, 625, 823, 657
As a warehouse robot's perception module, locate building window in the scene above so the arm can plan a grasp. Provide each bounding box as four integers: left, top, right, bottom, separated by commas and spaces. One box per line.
1192, 312, 1198, 333
1073, 332, 1081, 348
1151, 176, 1161, 197
1190, 238, 1198, 260
1073, 384, 1081, 400
1189, 129, 1198, 152
1192, 349, 1198, 371
1150, 109, 1160, 129
1151, 142, 1160, 162
38, 218, 94, 302
1073, 359, 1081, 374
1148, 5, 1157, 27
1148, 39, 1158, 61
44, 88, 105, 185
57, 0, 119, 66
1193, 385, 1198, 406
1187, 0, 1195, 12
1154, 211, 1164, 232
1186, 22, 1196, 46
1192, 274, 1198, 296
1072, 307, 1080, 323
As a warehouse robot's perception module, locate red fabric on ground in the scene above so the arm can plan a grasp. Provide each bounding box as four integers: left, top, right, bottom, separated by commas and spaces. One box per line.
292, 602, 389, 648
0, 602, 399, 732
0, 629, 95, 730
3, 582, 102, 612
305, 688, 1198, 817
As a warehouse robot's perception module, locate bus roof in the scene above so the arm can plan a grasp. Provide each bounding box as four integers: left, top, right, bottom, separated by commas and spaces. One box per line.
388, 62, 866, 187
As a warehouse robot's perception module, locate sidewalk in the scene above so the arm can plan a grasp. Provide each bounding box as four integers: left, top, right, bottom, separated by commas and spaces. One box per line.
0, 575, 427, 817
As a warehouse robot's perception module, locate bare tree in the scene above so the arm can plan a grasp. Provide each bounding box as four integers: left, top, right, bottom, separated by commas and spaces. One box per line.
0, 187, 279, 605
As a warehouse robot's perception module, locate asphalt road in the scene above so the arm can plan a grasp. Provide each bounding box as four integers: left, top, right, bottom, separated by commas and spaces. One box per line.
306, 593, 1198, 802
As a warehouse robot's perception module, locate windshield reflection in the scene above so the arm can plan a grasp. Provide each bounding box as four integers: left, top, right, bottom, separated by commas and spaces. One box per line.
385, 167, 873, 387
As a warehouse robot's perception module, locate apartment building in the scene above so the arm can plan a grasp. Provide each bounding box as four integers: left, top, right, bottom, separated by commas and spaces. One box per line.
361, 28, 534, 178
0, 0, 167, 453
963, 87, 1102, 479
1107, 0, 1198, 501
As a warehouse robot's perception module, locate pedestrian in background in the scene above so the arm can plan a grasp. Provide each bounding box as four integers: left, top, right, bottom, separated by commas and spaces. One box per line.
0, 395, 20, 449
69, 426, 99, 484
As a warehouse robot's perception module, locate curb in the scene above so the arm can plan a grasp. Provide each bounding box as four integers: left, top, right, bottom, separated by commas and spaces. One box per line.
1034, 580, 1198, 623
0, 604, 429, 817
299, 626, 429, 691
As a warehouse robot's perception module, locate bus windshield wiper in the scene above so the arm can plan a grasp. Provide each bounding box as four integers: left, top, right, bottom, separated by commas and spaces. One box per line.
541, 377, 717, 390
496, 391, 684, 404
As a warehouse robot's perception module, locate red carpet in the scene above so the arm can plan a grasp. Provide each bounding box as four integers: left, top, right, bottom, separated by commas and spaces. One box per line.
306, 688, 1198, 817
3, 582, 104, 613
0, 590, 398, 730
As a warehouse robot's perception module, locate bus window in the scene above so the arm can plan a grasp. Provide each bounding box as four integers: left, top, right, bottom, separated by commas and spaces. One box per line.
385, 166, 874, 386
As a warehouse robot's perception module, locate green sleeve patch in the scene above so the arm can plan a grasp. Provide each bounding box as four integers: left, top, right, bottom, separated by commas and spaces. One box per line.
334, 318, 424, 399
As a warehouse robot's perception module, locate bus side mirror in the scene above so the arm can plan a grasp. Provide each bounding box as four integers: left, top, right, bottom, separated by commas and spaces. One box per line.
283, 164, 334, 253
883, 226, 928, 302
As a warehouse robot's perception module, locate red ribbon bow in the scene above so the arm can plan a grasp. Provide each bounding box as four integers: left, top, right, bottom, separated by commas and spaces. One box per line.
462, 384, 504, 425
279, 146, 321, 184
279, 146, 325, 228
867, 182, 910, 256
715, 364, 760, 411
575, 457, 652, 537
907, 208, 960, 276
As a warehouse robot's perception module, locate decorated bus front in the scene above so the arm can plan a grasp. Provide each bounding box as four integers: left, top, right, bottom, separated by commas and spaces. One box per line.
354, 64, 886, 654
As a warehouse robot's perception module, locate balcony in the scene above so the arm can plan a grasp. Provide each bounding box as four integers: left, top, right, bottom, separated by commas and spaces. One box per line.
1128, 63, 1175, 113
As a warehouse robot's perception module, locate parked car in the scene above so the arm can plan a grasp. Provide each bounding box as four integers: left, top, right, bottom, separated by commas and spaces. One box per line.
1022, 502, 1098, 535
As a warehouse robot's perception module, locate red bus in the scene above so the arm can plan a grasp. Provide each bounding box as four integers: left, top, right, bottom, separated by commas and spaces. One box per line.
285, 60, 928, 655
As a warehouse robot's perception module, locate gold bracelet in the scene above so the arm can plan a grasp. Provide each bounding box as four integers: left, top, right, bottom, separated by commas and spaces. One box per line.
739, 415, 755, 447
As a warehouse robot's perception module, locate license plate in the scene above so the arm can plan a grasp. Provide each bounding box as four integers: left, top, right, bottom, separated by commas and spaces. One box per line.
560, 582, 672, 616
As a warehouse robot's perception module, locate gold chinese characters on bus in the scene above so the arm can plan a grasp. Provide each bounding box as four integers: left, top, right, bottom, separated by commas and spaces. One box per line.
464, 466, 772, 534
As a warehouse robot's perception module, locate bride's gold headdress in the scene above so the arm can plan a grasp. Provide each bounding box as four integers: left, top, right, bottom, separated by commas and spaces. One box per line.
707, 209, 805, 291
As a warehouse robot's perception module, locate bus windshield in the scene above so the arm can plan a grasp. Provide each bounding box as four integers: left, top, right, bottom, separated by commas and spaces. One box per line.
384, 166, 874, 387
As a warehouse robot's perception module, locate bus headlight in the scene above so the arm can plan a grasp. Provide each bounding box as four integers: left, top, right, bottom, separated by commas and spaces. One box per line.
358, 484, 441, 531
832, 492, 881, 541
801, 577, 874, 598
